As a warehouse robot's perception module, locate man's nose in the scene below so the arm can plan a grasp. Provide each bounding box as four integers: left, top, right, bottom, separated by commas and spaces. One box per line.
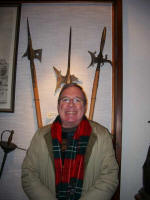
68, 99, 75, 106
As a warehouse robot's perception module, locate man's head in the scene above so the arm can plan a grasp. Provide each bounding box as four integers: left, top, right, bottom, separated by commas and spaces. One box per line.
57, 83, 87, 128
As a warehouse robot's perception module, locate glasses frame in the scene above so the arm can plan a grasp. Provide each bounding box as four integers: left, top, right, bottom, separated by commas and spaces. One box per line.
59, 96, 84, 105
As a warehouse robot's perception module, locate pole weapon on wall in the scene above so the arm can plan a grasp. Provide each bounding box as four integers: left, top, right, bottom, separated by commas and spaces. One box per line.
88, 27, 112, 120
53, 27, 79, 93
23, 18, 43, 128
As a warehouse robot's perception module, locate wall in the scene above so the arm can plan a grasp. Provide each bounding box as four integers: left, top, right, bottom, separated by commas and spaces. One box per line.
120, 0, 150, 199
0, 3, 112, 200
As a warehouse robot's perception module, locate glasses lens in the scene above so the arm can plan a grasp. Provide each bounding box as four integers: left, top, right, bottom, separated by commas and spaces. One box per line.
61, 97, 70, 103
73, 97, 82, 104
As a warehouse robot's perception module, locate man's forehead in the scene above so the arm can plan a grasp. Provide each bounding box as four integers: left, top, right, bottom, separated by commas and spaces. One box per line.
60, 86, 83, 97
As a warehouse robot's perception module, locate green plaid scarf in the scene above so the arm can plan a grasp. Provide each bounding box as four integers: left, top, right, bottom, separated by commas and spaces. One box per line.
51, 115, 92, 200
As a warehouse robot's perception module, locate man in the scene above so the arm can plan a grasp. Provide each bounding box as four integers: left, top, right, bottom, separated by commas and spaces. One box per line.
22, 83, 119, 200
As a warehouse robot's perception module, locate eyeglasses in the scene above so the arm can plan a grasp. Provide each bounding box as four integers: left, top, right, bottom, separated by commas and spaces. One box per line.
59, 97, 84, 105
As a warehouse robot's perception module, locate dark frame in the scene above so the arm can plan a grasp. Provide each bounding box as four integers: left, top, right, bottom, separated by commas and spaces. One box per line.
0, 0, 122, 199
0, 3, 21, 112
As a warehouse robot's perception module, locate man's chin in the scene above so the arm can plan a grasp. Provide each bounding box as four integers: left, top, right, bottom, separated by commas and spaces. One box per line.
62, 119, 79, 128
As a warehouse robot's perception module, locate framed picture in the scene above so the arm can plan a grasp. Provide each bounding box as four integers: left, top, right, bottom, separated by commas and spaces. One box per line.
0, 4, 21, 112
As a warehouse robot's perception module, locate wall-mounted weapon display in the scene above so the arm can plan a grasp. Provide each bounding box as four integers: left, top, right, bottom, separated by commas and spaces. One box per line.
88, 27, 112, 120
53, 27, 80, 93
0, 130, 26, 179
22, 18, 43, 128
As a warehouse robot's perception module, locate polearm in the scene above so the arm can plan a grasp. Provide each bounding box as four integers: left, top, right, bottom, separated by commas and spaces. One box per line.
23, 18, 43, 128
88, 27, 112, 120
53, 27, 79, 93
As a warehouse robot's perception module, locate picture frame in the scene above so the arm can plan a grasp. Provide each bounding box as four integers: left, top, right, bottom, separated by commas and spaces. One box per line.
0, 4, 21, 112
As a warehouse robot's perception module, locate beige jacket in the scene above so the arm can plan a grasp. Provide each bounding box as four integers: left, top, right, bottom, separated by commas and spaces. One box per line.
22, 120, 119, 200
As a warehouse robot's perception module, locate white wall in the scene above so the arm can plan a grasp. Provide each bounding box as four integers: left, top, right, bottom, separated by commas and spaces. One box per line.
0, 3, 112, 200
120, 0, 150, 199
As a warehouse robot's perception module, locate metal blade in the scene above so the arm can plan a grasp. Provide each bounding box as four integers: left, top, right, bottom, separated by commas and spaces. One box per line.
67, 27, 72, 73
100, 27, 106, 54
0, 152, 8, 178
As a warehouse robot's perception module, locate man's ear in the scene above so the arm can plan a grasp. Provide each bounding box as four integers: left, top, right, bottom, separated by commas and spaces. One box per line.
84, 104, 87, 114
57, 103, 59, 113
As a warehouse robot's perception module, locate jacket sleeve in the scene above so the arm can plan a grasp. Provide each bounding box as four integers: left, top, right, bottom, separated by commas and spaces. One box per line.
80, 128, 119, 200
21, 129, 57, 200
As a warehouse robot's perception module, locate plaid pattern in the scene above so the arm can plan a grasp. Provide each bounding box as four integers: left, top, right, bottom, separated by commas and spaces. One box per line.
51, 116, 92, 200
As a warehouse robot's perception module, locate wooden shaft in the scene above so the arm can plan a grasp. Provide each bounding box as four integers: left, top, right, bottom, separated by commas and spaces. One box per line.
89, 68, 100, 120
26, 20, 43, 128
31, 65, 43, 128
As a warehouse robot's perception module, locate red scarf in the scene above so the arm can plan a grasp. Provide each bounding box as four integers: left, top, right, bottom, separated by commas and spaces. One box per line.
51, 115, 92, 200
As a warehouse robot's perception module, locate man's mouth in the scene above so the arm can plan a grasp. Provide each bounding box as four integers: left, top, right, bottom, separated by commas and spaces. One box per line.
66, 111, 76, 114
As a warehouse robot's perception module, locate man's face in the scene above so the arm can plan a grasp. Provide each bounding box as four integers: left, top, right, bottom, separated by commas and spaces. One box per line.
58, 86, 86, 128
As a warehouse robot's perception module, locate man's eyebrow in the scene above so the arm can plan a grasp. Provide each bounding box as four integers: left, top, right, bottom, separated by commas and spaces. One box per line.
60, 96, 68, 99
60, 96, 83, 99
